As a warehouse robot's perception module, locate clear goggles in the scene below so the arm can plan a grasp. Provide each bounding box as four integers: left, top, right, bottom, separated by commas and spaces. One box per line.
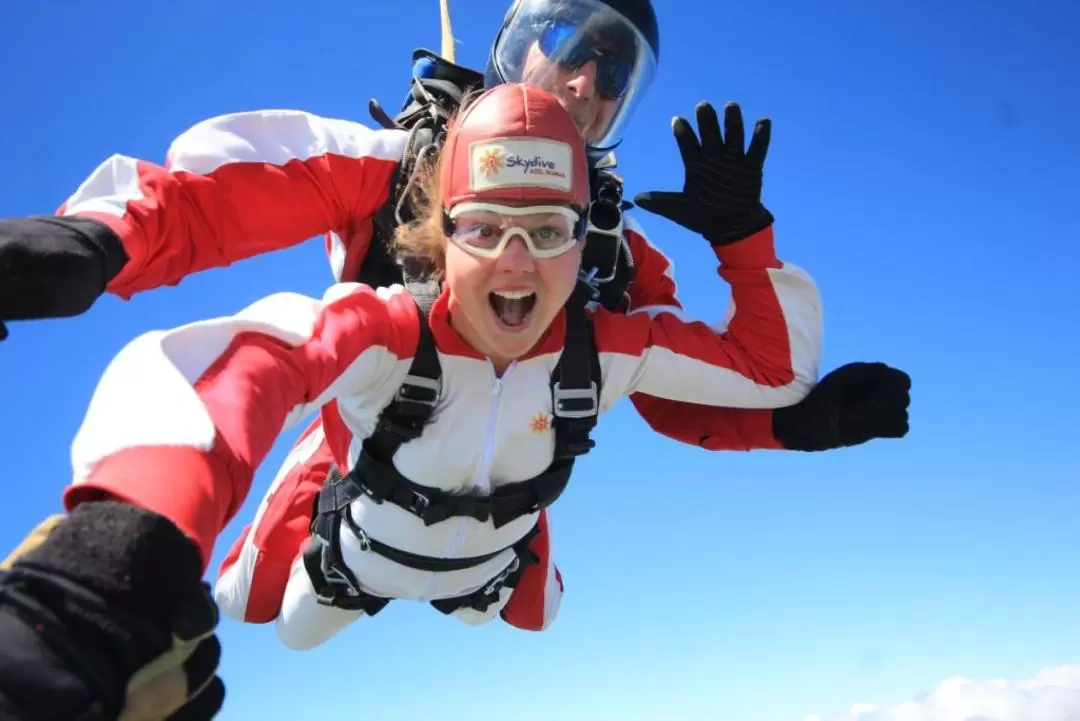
444, 202, 587, 259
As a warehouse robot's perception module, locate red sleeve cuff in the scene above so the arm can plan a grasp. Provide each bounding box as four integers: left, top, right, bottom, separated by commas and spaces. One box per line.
69, 211, 145, 300
699, 408, 783, 451
63, 446, 232, 571
711, 226, 780, 270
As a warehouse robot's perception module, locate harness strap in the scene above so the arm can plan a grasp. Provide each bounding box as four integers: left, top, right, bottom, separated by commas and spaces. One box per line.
579, 166, 636, 312
302, 531, 391, 616
363, 297, 441, 464
307, 495, 530, 584
305, 289, 599, 609
550, 282, 602, 460
324, 449, 576, 529
316, 288, 598, 528
335, 505, 518, 573
429, 527, 541, 616
305, 503, 542, 611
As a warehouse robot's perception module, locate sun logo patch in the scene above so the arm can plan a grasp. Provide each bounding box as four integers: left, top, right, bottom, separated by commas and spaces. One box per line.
468, 138, 573, 192
530, 411, 552, 434
477, 146, 506, 177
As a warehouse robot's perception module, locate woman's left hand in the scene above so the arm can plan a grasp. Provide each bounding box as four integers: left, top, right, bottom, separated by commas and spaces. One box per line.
633, 101, 775, 246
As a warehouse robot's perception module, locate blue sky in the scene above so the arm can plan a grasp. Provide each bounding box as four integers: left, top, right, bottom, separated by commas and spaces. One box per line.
1, 0, 1079, 719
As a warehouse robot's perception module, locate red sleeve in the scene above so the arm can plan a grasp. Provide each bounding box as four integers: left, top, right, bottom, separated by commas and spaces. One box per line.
621, 218, 785, 450
630, 395, 783, 450
594, 225, 823, 412
56, 111, 405, 298
63, 285, 418, 569
622, 216, 681, 314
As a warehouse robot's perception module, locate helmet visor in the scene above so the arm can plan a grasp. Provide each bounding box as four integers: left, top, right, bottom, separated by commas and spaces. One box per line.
489, 0, 657, 151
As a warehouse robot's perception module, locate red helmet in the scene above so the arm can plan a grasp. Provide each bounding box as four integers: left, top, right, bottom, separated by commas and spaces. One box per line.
439, 83, 590, 213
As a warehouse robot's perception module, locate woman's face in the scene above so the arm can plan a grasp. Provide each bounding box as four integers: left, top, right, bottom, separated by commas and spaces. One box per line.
442, 202, 583, 370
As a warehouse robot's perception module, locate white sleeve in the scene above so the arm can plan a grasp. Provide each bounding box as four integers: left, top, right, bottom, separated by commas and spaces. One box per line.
594, 227, 823, 411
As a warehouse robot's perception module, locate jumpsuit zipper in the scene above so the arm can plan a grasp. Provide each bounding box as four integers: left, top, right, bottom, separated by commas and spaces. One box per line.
420, 360, 513, 601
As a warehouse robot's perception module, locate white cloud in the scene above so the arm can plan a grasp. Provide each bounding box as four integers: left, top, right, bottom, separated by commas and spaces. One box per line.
805, 665, 1080, 721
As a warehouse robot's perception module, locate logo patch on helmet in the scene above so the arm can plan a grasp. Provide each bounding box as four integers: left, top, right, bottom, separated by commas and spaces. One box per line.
468, 138, 572, 192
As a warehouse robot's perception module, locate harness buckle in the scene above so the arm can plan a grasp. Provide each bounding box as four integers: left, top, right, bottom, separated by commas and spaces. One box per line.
408, 490, 430, 515
552, 381, 599, 419
312, 537, 360, 606
352, 525, 372, 553
582, 220, 624, 286
378, 373, 441, 440
395, 374, 441, 407
482, 556, 520, 598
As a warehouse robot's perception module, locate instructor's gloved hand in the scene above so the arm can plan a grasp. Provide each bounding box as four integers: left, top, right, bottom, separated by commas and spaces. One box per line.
633, 101, 775, 246
0, 216, 129, 341
0, 501, 224, 720
772, 362, 912, 451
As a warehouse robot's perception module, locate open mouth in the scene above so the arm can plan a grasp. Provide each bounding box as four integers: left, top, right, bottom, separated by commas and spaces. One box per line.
489, 289, 538, 329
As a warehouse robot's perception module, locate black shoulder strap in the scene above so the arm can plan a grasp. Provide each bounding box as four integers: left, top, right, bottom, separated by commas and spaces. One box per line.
549, 281, 602, 460
313, 291, 442, 534
363, 294, 442, 460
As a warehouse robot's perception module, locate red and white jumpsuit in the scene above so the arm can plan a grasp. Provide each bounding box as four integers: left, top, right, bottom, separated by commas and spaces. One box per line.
56, 109, 823, 633
62, 219, 821, 648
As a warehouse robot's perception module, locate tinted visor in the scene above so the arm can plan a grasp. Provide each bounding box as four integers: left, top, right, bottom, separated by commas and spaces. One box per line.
487, 0, 657, 152
537, 16, 636, 100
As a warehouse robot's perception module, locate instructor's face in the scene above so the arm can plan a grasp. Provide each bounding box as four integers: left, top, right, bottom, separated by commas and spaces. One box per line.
519, 42, 618, 144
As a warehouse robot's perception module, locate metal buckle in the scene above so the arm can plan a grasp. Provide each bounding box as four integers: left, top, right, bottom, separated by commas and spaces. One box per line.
313, 538, 360, 605
575, 274, 602, 303
580, 182, 625, 287
351, 525, 372, 553
339, 507, 372, 553
394, 374, 441, 407
552, 382, 599, 419
482, 557, 520, 597
582, 224, 624, 286
408, 490, 430, 515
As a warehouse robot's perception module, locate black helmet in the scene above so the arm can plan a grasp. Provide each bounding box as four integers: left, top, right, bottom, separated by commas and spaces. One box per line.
484, 0, 659, 158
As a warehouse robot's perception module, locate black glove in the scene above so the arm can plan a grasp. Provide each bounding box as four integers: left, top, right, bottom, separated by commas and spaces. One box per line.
0, 501, 224, 720
633, 101, 775, 246
0, 216, 129, 341
772, 362, 911, 452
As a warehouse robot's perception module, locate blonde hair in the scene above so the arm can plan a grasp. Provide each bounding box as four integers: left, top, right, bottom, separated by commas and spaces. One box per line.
389, 154, 448, 279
